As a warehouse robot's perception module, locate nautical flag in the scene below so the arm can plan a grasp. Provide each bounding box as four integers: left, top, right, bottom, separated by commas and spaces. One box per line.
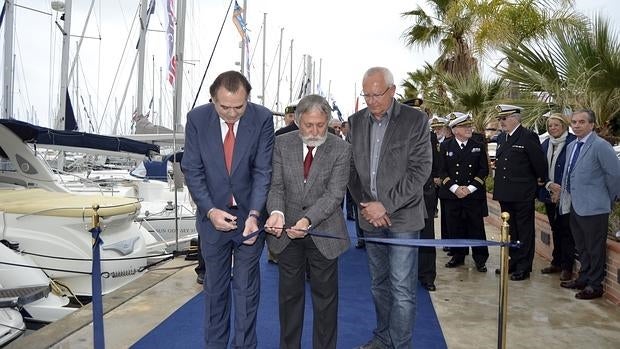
162, 0, 177, 86
232, 1, 251, 79
232, 1, 248, 39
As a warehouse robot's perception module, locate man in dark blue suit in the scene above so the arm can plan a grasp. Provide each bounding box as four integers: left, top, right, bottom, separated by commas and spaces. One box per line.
181, 71, 274, 348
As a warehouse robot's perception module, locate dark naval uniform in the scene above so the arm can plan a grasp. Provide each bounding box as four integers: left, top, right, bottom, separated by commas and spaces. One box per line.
438, 136, 489, 268
493, 122, 547, 278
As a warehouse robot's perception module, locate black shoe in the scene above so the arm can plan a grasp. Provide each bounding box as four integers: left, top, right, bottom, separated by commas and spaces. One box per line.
442, 247, 450, 252
541, 265, 562, 274
422, 282, 436, 291
445, 257, 464, 268
575, 287, 603, 300
196, 273, 204, 285
510, 271, 530, 281
446, 251, 454, 256
476, 264, 487, 273
495, 267, 515, 275
355, 240, 366, 249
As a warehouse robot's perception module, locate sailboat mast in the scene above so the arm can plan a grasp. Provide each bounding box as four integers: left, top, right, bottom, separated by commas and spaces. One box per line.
261, 13, 266, 106
289, 39, 293, 104
172, 0, 187, 251
239, 0, 248, 77
276, 27, 283, 111
2, 1, 15, 119
56, 0, 72, 130
136, 0, 148, 117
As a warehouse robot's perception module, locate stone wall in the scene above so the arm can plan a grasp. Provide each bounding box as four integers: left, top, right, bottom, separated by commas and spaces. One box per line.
484, 193, 620, 304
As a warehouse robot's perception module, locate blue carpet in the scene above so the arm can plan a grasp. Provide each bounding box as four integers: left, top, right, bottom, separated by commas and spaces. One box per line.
132, 221, 446, 348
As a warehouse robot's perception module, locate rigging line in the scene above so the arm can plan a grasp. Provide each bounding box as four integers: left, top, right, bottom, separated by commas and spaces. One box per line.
249, 24, 263, 67
97, 4, 140, 133
191, 0, 234, 109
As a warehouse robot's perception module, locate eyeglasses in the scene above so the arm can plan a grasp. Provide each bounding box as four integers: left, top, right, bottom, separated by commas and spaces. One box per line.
360, 86, 392, 100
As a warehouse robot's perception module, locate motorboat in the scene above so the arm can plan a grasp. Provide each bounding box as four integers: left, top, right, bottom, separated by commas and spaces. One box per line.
0, 120, 154, 298
0, 119, 196, 253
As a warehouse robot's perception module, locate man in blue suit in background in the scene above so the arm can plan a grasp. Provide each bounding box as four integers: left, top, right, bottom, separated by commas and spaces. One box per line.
182, 70, 274, 348
558, 109, 620, 300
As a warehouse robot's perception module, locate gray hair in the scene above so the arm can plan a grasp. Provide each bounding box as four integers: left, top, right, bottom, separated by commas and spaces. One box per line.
363, 67, 394, 87
572, 109, 596, 124
294, 94, 332, 125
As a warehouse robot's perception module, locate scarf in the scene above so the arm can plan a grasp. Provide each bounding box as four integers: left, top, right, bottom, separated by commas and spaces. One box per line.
546, 130, 568, 182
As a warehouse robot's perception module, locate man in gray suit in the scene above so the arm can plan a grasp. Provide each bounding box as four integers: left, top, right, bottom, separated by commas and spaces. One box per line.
558, 109, 620, 299
265, 94, 351, 349
348, 67, 431, 349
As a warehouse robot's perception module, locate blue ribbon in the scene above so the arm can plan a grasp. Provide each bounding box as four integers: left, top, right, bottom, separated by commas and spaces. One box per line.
90, 226, 105, 349
361, 237, 519, 248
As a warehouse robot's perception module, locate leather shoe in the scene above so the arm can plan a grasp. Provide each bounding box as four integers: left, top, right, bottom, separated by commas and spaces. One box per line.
560, 279, 586, 290
355, 240, 366, 249
476, 264, 487, 273
559, 270, 572, 281
575, 287, 603, 300
422, 282, 436, 292
196, 273, 205, 285
495, 267, 515, 275
541, 265, 562, 274
510, 271, 530, 281
445, 257, 464, 268
446, 251, 454, 256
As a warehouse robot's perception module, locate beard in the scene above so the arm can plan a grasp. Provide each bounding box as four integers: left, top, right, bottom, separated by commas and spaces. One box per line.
299, 131, 328, 147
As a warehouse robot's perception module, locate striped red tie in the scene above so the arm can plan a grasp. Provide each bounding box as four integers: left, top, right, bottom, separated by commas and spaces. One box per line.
303, 146, 314, 180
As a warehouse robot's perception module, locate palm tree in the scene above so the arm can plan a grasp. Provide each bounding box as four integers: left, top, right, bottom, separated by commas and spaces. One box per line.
497, 15, 620, 140
402, 0, 478, 76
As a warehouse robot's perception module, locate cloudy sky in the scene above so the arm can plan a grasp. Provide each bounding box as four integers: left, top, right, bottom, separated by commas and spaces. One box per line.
2, 0, 618, 133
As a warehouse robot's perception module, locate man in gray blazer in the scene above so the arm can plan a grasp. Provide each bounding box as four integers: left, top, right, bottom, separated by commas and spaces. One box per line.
558, 109, 620, 299
348, 67, 431, 349
265, 94, 351, 349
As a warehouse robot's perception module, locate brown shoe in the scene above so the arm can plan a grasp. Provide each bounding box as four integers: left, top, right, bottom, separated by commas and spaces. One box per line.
541, 265, 561, 274
559, 270, 572, 281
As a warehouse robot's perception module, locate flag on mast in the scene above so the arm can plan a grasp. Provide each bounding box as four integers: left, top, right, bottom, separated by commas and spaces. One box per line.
232, 1, 251, 79
162, 0, 177, 86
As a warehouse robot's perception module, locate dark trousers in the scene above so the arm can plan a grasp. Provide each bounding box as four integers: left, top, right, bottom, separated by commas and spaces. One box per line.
201, 233, 264, 349
570, 208, 608, 292
278, 236, 339, 349
195, 237, 205, 275
544, 203, 575, 271
419, 185, 437, 284
444, 198, 489, 265
499, 200, 536, 273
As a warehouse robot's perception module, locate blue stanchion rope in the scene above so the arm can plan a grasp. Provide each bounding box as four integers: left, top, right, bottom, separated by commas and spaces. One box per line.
90, 226, 105, 349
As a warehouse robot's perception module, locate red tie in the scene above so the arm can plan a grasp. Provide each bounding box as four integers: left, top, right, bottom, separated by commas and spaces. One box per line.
224, 122, 235, 174
303, 146, 314, 180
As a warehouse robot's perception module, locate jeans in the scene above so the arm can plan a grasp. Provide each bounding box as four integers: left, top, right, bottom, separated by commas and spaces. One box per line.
365, 228, 420, 349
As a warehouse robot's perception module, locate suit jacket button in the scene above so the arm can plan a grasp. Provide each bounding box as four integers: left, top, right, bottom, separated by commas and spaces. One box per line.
302, 206, 307, 210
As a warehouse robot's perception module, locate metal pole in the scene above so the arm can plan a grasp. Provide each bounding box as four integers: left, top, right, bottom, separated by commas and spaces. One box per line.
261, 13, 267, 106
498, 211, 510, 349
